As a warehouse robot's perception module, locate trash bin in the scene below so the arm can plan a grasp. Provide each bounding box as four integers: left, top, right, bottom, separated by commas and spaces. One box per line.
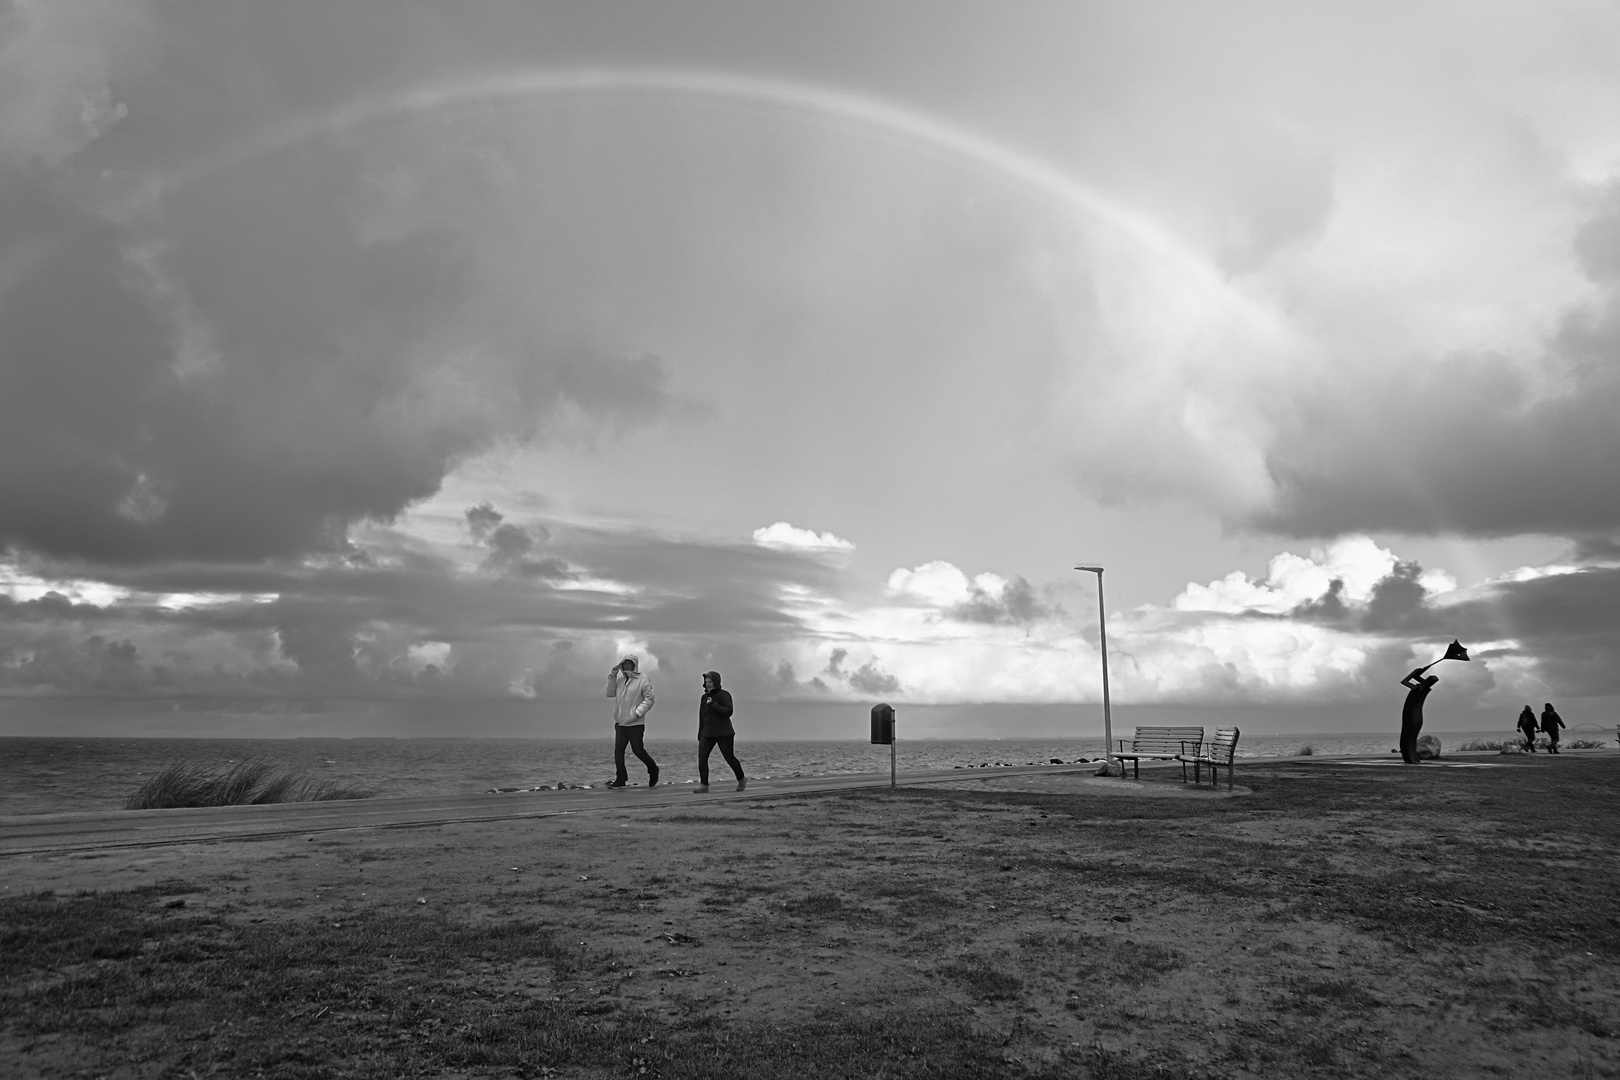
870, 703, 894, 745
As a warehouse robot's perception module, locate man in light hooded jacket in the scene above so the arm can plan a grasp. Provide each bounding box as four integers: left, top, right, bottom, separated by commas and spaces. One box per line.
605, 654, 658, 787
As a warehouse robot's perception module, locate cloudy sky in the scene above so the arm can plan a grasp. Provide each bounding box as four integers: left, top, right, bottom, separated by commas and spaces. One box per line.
3, 0, 1619, 738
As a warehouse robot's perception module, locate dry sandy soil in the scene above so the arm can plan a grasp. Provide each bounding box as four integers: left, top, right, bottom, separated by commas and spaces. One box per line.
3, 755, 1618, 1078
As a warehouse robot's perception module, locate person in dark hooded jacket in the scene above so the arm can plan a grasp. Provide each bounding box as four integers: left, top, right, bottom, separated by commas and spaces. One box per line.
696, 671, 746, 792
1517, 705, 1539, 752
1541, 702, 1566, 753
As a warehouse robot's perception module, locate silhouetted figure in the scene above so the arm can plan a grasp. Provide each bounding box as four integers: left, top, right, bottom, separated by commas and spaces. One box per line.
695, 671, 746, 792
1541, 702, 1566, 754
1399, 668, 1439, 764
1517, 705, 1539, 752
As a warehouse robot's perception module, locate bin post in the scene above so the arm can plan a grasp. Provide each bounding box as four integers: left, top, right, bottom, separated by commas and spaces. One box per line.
870, 703, 896, 788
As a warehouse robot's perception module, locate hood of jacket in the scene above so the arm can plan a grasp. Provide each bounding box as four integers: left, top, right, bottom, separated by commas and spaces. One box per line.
703, 670, 723, 689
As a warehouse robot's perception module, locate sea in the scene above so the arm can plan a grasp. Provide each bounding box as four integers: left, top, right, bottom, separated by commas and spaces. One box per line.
0, 729, 1545, 817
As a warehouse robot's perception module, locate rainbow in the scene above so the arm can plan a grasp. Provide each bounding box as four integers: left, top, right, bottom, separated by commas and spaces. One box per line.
109, 68, 1509, 590
136, 66, 1272, 328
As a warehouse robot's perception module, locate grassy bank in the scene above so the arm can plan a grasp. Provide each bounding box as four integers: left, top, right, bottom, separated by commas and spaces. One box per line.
6, 756, 1619, 1078
0, 892, 1019, 1079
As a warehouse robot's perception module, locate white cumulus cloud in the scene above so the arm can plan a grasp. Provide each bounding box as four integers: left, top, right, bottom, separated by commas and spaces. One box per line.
1172, 535, 1453, 615
751, 522, 855, 552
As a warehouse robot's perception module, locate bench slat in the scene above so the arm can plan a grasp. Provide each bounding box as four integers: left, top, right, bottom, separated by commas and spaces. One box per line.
1115, 726, 1205, 780
1174, 727, 1241, 789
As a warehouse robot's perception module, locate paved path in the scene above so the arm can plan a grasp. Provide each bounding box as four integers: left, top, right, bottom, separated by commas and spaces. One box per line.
0, 762, 1123, 857
14, 749, 1603, 858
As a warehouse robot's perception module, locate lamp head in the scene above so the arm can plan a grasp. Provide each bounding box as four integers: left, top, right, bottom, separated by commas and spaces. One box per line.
1074, 565, 1104, 574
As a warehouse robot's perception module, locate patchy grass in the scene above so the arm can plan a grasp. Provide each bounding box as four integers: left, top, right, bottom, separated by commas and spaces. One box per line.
9, 755, 1620, 1079
783, 892, 846, 917
1280, 975, 1386, 1014
939, 954, 1024, 1001
0, 887, 1053, 1079
125, 760, 373, 809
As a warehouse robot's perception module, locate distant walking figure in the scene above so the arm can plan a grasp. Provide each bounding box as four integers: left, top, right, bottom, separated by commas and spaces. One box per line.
696, 671, 746, 792
1541, 702, 1566, 754
1517, 706, 1539, 752
1399, 668, 1439, 765
605, 655, 658, 787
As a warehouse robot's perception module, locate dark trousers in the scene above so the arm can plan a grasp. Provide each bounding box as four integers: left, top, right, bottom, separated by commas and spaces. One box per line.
1546, 729, 1561, 753
698, 735, 744, 785
614, 725, 657, 784
1521, 728, 1538, 751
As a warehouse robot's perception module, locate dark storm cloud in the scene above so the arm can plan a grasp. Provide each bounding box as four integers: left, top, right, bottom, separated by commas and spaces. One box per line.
1289, 578, 1349, 622
1308, 562, 1620, 699
1359, 561, 1431, 633
1572, 535, 1620, 563
0, 511, 849, 696
814, 647, 901, 697
847, 660, 902, 695
1255, 182, 1620, 539
0, 146, 686, 562
949, 576, 1049, 625
464, 503, 567, 579
1477, 566, 1620, 698
0, 171, 177, 559
0, 0, 693, 565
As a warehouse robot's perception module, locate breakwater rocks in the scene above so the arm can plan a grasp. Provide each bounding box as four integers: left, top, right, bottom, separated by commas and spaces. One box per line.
954, 758, 1096, 769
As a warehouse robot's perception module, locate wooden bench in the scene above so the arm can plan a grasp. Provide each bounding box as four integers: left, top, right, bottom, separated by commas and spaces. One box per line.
1115, 726, 1204, 780
1177, 727, 1241, 790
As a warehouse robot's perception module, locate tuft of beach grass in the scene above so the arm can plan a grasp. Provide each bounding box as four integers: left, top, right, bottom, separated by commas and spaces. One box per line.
1460, 737, 1610, 752
124, 760, 373, 810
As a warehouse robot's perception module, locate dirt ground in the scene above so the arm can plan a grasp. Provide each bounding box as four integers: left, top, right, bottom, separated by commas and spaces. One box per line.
3, 755, 1618, 1078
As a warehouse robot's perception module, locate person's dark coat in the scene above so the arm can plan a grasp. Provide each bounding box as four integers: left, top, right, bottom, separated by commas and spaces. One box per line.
1517, 706, 1538, 738
698, 671, 735, 738
1541, 704, 1565, 735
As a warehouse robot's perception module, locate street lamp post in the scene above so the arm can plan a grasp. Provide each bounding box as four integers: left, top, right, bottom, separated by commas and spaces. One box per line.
1074, 565, 1114, 770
